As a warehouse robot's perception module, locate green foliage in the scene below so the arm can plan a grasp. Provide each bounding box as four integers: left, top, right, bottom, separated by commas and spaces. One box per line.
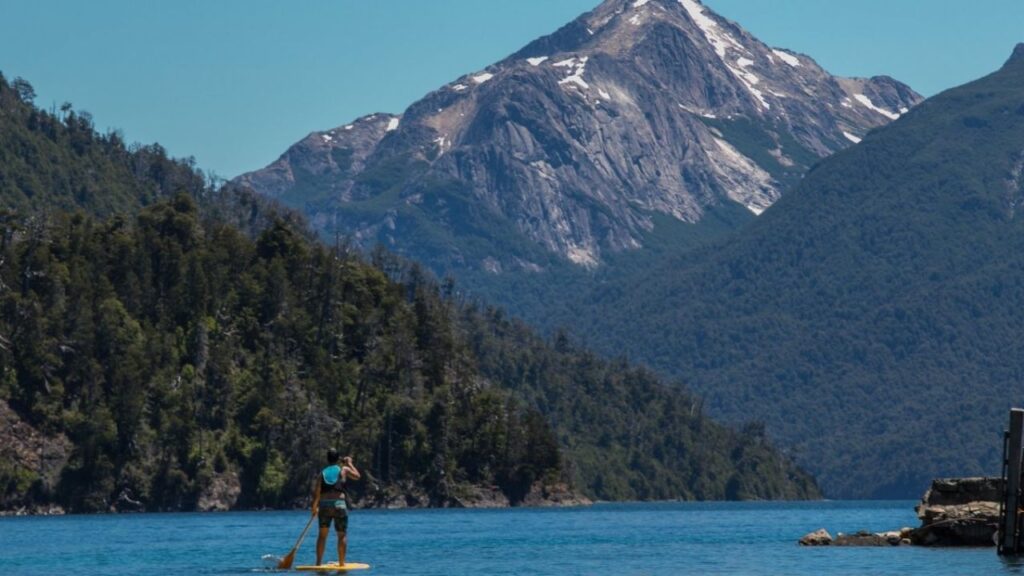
462, 309, 818, 500
0, 71, 819, 510
0, 75, 208, 218
0, 198, 572, 510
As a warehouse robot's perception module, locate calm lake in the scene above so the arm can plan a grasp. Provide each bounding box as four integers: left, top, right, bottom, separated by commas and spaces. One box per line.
0, 501, 1019, 575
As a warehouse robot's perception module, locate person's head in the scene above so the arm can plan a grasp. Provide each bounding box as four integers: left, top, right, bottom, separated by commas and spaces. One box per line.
326, 448, 339, 464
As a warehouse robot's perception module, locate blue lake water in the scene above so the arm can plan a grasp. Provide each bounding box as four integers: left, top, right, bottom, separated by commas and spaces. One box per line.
0, 501, 1020, 575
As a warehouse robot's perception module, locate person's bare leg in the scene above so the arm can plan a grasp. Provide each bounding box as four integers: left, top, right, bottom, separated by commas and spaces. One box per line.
337, 532, 347, 565
316, 526, 330, 565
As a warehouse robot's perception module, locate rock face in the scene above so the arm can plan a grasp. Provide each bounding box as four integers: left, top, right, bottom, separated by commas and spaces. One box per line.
0, 401, 71, 510
912, 477, 1001, 546
235, 0, 920, 272
197, 472, 242, 512
354, 479, 590, 509
799, 528, 833, 546
799, 478, 1002, 547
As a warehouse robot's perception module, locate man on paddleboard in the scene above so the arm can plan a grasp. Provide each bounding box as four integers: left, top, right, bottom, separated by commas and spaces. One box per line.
311, 448, 361, 566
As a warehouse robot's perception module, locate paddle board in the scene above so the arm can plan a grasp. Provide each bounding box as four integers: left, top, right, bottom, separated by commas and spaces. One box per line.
295, 563, 370, 572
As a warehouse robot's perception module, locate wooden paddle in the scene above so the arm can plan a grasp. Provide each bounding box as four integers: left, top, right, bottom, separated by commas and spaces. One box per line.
278, 513, 316, 570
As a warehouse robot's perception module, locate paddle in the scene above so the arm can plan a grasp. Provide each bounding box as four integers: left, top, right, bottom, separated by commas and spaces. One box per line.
278, 513, 316, 570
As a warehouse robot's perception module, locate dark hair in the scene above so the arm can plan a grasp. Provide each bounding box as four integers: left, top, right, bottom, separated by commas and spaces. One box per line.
327, 448, 339, 464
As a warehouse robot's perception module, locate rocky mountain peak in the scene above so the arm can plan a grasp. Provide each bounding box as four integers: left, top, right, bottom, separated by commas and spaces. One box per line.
1006, 42, 1024, 67
236, 0, 922, 271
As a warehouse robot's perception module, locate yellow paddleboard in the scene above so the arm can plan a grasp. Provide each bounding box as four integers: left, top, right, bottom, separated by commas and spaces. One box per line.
295, 563, 370, 572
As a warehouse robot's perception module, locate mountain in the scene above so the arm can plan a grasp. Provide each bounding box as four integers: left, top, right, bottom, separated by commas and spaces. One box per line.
0, 72, 819, 512
549, 45, 1024, 497
236, 0, 920, 275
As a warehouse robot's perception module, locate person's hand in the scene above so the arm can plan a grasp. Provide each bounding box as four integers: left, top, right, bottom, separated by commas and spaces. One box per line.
343, 456, 353, 465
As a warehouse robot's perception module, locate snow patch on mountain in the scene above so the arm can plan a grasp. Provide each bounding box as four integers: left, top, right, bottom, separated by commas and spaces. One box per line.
678, 0, 745, 60
472, 72, 494, 84
854, 94, 900, 120
771, 49, 801, 67
843, 131, 862, 144
555, 57, 590, 90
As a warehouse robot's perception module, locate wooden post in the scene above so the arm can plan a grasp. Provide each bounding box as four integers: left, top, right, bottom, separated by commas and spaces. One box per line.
1001, 409, 1024, 554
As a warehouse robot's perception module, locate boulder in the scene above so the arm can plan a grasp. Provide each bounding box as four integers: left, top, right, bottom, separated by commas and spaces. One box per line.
799, 528, 833, 546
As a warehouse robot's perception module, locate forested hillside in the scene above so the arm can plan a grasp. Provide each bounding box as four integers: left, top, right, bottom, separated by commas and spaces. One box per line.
0, 72, 819, 512
547, 46, 1024, 497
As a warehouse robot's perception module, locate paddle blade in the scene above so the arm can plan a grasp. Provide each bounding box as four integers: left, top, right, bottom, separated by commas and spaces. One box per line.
277, 549, 297, 570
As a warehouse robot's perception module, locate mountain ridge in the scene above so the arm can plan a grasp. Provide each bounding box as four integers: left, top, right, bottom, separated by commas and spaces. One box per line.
235, 0, 920, 270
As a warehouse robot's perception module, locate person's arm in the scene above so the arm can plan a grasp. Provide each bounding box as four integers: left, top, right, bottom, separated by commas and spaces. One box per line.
342, 456, 361, 481
311, 475, 321, 516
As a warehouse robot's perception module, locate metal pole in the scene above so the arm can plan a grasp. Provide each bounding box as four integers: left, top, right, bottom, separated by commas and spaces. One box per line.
1001, 409, 1024, 554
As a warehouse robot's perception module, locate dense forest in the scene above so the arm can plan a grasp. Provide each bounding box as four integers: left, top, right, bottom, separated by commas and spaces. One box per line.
516, 47, 1024, 497
0, 73, 819, 511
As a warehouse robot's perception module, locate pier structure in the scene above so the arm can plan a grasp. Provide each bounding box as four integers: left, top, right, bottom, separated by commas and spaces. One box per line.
999, 408, 1024, 555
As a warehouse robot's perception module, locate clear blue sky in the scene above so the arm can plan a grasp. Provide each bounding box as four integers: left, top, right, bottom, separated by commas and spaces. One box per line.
1, 0, 1020, 179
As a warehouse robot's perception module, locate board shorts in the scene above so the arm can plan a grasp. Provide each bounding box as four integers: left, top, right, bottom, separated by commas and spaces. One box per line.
318, 499, 349, 533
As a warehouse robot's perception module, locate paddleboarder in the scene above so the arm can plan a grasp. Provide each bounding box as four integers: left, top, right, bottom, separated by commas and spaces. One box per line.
311, 448, 361, 566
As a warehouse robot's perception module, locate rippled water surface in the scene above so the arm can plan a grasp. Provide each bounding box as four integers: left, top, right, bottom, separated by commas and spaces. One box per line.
1, 501, 1020, 575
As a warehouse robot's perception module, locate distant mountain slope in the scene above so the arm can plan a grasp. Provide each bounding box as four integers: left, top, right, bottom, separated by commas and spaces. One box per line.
557, 45, 1024, 497
0, 72, 819, 512
236, 0, 919, 273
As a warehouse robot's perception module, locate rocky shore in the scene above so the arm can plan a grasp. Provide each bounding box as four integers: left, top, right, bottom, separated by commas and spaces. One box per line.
800, 478, 1001, 547
1, 471, 591, 516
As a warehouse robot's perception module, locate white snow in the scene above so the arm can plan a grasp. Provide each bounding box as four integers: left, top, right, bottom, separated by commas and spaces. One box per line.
321, 134, 333, 142
472, 72, 494, 84
840, 98, 853, 109
343, 125, 354, 130
557, 56, 590, 90
678, 0, 768, 110
678, 0, 745, 59
853, 94, 900, 120
772, 49, 801, 67
452, 84, 468, 91
526, 56, 549, 66
599, 89, 612, 100
633, 0, 650, 7
629, 13, 642, 25
843, 131, 862, 144
433, 136, 449, 156
733, 68, 770, 110
386, 118, 400, 132
899, 107, 909, 114
678, 103, 716, 118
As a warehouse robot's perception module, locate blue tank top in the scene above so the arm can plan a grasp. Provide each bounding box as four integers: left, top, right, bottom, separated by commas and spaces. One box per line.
321, 465, 345, 494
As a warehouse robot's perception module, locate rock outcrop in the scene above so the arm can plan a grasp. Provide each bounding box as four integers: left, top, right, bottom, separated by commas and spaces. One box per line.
0, 401, 71, 510
799, 478, 1001, 547
911, 477, 1000, 546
